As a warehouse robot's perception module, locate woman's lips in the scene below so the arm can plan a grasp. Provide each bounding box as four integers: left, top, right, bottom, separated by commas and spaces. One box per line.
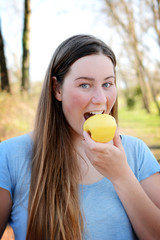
84, 110, 105, 120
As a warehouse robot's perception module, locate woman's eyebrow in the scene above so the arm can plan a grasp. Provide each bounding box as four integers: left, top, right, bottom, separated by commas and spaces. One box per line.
74, 76, 115, 81
74, 77, 95, 81
104, 76, 115, 80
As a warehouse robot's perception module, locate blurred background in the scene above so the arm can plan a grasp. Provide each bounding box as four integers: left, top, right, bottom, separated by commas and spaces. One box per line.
0, 0, 160, 238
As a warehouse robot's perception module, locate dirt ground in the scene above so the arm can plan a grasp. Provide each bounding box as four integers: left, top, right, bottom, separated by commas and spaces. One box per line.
1, 226, 14, 240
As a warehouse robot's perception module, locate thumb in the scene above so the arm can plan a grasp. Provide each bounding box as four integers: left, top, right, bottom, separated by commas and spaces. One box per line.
113, 128, 123, 149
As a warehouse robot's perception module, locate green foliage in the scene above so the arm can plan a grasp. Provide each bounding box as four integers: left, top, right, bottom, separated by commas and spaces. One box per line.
134, 86, 142, 96
126, 97, 135, 110
123, 84, 142, 110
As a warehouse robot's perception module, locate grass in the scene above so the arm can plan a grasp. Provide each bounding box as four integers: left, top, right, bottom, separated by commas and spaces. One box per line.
118, 106, 160, 161
119, 107, 160, 144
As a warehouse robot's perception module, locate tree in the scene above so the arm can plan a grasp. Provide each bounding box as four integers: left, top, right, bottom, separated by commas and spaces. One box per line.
104, 0, 160, 114
0, 18, 10, 92
21, 0, 31, 91
151, 0, 160, 45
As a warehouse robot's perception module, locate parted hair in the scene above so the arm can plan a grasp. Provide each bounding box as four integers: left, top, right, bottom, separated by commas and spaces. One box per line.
26, 34, 117, 240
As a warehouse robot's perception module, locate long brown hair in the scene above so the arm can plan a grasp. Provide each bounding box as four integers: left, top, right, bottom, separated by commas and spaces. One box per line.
26, 34, 117, 240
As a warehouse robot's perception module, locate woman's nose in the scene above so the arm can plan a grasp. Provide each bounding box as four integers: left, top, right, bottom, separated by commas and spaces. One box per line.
91, 88, 107, 105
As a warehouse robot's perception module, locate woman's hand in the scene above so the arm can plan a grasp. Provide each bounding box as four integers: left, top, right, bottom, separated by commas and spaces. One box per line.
82, 128, 132, 183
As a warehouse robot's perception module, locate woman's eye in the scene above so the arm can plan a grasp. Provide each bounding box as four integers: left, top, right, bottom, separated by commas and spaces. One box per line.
80, 83, 89, 88
103, 82, 112, 88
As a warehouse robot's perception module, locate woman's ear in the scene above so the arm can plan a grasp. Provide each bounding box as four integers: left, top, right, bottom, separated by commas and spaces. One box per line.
52, 77, 62, 101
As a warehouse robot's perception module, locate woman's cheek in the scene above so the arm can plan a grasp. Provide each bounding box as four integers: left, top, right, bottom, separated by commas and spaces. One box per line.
63, 91, 89, 115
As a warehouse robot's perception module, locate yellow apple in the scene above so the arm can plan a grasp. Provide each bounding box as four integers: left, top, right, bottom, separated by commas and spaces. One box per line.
83, 114, 117, 143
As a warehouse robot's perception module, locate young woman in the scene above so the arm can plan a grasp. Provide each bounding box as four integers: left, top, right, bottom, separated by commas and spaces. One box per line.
0, 34, 160, 240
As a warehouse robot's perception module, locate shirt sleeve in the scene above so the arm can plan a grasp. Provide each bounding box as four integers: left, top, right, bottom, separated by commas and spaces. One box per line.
137, 139, 160, 182
0, 141, 12, 198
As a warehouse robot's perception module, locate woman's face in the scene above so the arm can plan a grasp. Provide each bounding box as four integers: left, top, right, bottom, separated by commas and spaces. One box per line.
55, 54, 117, 139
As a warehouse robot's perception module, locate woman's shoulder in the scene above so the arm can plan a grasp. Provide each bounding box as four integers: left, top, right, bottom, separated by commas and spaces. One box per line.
120, 134, 155, 157
0, 133, 33, 151
120, 134, 151, 163
120, 134, 146, 150
0, 134, 33, 197
121, 134, 142, 143
121, 134, 160, 181
0, 133, 33, 168
0, 132, 32, 145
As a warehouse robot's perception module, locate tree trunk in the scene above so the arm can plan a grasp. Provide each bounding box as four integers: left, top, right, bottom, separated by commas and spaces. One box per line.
131, 41, 150, 113
21, 0, 31, 91
0, 19, 10, 92
104, 0, 151, 113
147, 75, 160, 115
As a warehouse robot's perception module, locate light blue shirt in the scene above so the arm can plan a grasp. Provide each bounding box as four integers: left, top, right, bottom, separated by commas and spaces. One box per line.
0, 134, 160, 239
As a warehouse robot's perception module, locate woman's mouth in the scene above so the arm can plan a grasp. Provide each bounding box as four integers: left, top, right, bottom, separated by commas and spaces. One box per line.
84, 110, 104, 120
